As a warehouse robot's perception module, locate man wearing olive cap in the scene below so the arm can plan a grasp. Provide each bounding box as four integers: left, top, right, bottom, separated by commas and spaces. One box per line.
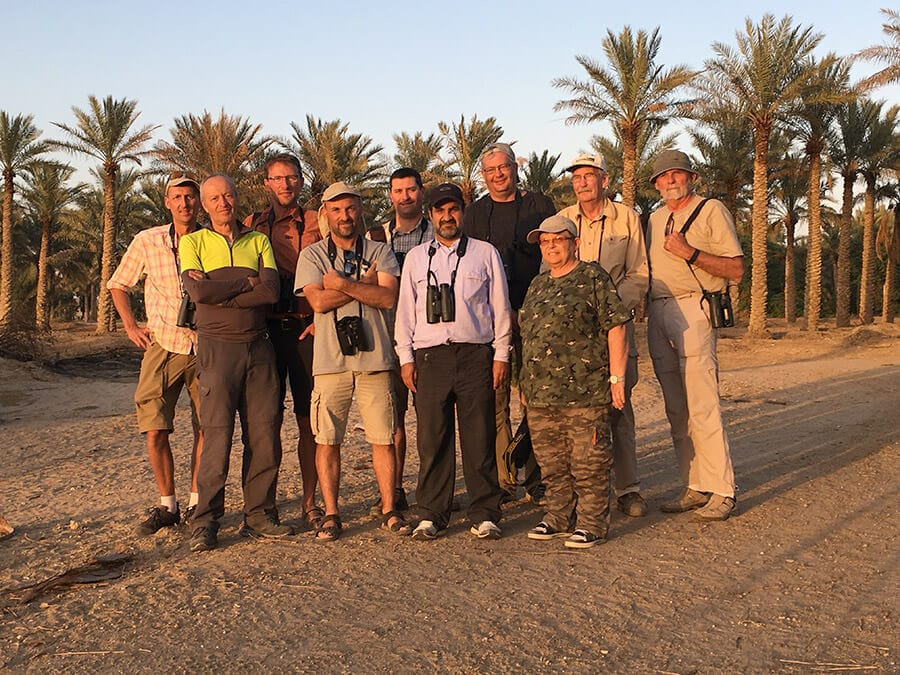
647, 149, 744, 521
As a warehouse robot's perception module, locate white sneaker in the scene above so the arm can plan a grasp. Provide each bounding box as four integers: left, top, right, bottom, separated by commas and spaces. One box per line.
470, 520, 502, 539
411, 519, 439, 540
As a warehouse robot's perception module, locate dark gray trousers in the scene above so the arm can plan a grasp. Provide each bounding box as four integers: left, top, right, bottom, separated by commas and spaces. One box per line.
192, 335, 281, 530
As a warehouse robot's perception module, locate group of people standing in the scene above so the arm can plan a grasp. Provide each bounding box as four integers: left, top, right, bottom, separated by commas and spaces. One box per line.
110, 141, 744, 553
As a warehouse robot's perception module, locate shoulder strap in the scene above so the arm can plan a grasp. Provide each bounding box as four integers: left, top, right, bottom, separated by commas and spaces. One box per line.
679, 198, 710, 235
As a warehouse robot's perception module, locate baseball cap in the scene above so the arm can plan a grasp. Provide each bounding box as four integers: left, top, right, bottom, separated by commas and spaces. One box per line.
565, 153, 608, 173
526, 215, 578, 244
322, 181, 362, 202
650, 150, 697, 183
481, 142, 516, 163
427, 182, 464, 208
165, 171, 200, 193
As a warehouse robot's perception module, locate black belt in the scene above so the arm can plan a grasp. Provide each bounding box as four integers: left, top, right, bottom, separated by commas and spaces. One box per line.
269, 315, 313, 331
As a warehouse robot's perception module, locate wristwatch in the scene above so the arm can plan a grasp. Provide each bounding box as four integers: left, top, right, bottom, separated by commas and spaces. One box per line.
609, 375, 624, 384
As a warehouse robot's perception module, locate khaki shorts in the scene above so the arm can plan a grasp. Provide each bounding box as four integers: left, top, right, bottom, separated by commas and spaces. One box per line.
134, 342, 200, 433
311, 370, 395, 445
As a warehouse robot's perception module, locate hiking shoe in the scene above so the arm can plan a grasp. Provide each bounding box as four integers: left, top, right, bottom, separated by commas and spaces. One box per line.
411, 520, 440, 541
527, 521, 570, 540
470, 520, 502, 540
617, 492, 648, 518
660, 488, 710, 513
527, 484, 547, 506
694, 494, 736, 521
242, 513, 295, 539
564, 529, 605, 549
190, 526, 217, 552
182, 505, 196, 528
137, 505, 180, 535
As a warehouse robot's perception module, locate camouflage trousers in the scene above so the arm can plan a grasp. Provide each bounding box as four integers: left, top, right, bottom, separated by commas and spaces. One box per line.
528, 406, 613, 536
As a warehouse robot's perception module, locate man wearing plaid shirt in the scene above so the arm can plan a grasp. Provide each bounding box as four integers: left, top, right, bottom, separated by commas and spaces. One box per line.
108, 172, 203, 535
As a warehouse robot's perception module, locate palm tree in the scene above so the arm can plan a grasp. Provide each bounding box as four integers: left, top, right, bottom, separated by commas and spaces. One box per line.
152, 109, 273, 207
285, 115, 385, 210
788, 55, 852, 330
437, 115, 503, 204
20, 162, 83, 329
51, 96, 158, 333
876, 202, 898, 322
857, 103, 900, 323
591, 125, 675, 219
553, 26, 696, 209
391, 131, 447, 187
689, 114, 755, 228
0, 112, 48, 323
520, 150, 561, 196
770, 150, 808, 323
697, 14, 824, 337
831, 99, 879, 326
856, 9, 900, 90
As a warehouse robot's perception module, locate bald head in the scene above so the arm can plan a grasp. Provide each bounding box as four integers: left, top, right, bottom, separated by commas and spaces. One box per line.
200, 174, 239, 230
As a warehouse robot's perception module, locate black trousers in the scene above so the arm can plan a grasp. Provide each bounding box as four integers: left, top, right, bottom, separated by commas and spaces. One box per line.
414, 343, 502, 529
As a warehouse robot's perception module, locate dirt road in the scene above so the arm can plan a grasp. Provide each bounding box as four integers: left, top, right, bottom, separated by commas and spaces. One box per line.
1, 322, 897, 672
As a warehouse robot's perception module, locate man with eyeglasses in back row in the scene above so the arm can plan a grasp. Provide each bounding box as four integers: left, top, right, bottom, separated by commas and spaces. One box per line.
463, 142, 555, 505
245, 153, 324, 532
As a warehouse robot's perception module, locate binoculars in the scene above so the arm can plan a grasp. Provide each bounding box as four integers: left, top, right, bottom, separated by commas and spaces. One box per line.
176, 293, 196, 329
702, 290, 734, 329
426, 284, 456, 324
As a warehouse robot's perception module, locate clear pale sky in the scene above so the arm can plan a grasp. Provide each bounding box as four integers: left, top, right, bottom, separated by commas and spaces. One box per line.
4, 1, 898, 178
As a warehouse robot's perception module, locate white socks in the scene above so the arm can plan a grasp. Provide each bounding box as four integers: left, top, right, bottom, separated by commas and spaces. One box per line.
160, 495, 177, 513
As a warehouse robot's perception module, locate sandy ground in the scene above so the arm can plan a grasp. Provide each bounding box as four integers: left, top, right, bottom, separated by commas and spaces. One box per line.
0, 320, 898, 673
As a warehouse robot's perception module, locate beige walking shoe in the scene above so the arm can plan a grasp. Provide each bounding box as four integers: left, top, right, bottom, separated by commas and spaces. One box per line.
660, 488, 710, 513
694, 494, 736, 521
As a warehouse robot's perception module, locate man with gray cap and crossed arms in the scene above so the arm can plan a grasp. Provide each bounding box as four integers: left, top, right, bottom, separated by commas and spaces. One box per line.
647, 149, 744, 521
558, 153, 649, 518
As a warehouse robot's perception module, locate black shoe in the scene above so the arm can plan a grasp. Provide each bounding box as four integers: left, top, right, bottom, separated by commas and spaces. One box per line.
190, 526, 217, 552
182, 505, 196, 528
137, 505, 180, 535
242, 513, 295, 539
527, 484, 547, 506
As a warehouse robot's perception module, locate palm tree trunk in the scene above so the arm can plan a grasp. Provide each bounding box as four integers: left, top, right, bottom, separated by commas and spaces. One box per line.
785, 216, 796, 323
884, 216, 897, 323
805, 152, 823, 331
860, 178, 876, 324
621, 129, 637, 209
747, 126, 771, 338
835, 171, 853, 326
96, 167, 117, 334
36, 218, 51, 329
1, 171, 14, 323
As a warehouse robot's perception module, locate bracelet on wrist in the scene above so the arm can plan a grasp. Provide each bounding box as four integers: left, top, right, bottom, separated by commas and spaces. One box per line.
687, 248, 700, 265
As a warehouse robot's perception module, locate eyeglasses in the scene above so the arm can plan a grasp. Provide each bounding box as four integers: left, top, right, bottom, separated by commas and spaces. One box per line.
266, 174, 301, 184
343, 250, 359, 276
482, 163, 513, 177
538, 235, 574, 247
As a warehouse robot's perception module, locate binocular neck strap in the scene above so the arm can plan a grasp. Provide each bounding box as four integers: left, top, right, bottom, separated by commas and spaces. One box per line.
327, 235, 366, 321
426, 235, 467, 290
